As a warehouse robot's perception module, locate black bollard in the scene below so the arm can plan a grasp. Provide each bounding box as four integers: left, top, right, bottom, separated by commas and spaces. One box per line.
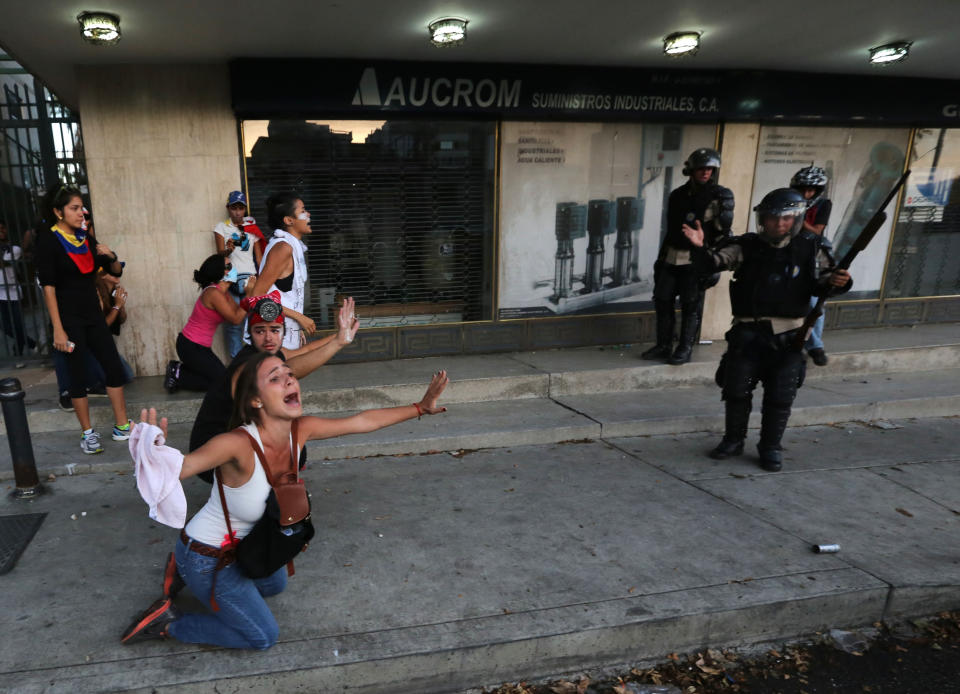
0, 378, 42, 499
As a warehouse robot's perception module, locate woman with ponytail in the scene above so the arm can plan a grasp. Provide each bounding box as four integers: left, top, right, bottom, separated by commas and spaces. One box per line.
164, 254, 251, 393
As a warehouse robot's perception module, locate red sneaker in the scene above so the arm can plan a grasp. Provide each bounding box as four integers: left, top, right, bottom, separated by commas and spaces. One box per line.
121, 597, 180, 644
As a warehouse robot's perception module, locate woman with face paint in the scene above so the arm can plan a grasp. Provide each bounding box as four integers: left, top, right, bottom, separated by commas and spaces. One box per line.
248, 193, 317, 352
165, 254, 252, 393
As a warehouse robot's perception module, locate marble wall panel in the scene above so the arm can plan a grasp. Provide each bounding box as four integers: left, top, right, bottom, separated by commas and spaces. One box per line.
77, 64, 242, 375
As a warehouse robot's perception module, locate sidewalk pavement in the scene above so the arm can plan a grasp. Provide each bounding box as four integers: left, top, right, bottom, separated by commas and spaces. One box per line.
2, 323, 958, 479
0, 323, 957, 693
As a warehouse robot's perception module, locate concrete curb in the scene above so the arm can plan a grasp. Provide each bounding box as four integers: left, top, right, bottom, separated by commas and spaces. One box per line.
8, 342, 959, 434
8, 391, 957, 482
0, 568, 897, 694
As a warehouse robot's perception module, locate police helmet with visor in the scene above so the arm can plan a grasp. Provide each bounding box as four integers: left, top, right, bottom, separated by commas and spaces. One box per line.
753, 188, 808, 240
682, 147, 721, 176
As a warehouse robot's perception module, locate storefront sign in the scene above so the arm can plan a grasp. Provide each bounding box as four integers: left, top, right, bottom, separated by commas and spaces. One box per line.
232, 58, 960, 125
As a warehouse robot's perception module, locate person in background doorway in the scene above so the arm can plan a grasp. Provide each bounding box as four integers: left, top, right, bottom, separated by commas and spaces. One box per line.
0, 219, 38, 357
790, 165, 833, 366
213, 191, 264, 358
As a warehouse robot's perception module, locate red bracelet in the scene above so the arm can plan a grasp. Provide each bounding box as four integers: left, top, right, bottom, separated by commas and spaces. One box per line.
412, 402, 423, 420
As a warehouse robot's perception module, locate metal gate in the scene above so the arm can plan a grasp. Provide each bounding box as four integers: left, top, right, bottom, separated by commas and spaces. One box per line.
0, 54, 87, 365
243, 119, 496, 332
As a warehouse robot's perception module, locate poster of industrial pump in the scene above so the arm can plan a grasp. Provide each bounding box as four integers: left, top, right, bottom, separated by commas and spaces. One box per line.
497, 122, 716, 319
751, 126, 910, 300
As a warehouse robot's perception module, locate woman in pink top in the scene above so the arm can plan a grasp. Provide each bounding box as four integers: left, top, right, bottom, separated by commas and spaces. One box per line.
166, 254, 249, 393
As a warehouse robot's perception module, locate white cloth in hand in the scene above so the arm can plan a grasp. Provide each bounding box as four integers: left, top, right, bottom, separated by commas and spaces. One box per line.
129, 422, 187, 529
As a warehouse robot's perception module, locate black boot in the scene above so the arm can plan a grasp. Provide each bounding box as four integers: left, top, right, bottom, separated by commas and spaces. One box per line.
710, 438, 744, 459
757, 446, 782, 472
641, 343, 672, 360
709, 397, 751, 459
641, 304, 675, 360
758, 402, 792, 472
668, 305, 701, 365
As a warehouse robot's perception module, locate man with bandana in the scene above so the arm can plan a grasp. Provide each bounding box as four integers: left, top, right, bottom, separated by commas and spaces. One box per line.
188, 290, 357, 482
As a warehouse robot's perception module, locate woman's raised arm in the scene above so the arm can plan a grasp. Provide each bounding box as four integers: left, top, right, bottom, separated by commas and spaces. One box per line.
298, 370, 448, 442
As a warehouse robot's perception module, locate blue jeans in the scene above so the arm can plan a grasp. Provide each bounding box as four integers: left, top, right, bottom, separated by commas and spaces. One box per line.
804, 295, 825, 351
168, 535, 287, 649
222, 291, 244, 358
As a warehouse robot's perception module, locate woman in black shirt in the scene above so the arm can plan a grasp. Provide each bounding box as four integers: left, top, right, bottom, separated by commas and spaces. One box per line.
37, 185, 132, 454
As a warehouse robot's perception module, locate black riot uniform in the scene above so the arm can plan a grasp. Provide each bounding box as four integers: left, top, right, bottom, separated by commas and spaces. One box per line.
642, 147, 734, 365
692, 188, 851, 472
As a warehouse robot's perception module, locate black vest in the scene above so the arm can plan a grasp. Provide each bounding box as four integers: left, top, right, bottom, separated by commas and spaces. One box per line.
729, 232, 819, 319
664, 181, 729, 251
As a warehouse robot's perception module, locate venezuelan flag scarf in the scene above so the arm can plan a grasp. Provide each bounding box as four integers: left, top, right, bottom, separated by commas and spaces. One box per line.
51, 224, 94, 274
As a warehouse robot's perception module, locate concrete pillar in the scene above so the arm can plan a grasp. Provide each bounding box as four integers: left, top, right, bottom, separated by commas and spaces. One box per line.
701, 123, 761, 340
76, 64, 240, 376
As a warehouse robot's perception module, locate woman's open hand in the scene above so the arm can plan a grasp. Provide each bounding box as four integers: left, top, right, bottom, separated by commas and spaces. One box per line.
337, 296, 359, 344
140, 407, 169, 441
416, 370, 449, 415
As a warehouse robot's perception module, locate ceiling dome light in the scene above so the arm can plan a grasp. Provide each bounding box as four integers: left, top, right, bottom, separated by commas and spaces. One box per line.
663, 31, 700, 57
429, 17, 468, 47
869, 41, 911, 65
77, 11, 121, 45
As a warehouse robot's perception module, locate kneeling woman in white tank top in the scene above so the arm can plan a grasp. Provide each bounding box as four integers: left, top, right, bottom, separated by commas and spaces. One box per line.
122, 351, 448, 649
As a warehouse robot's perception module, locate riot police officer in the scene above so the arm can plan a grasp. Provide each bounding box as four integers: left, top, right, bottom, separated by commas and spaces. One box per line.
683, 188, 852, 471
642, 147, 734, 365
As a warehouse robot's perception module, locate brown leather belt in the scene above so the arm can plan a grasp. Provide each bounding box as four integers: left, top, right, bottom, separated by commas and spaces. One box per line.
179, 530, 236, 612
180, 529, 233, 559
